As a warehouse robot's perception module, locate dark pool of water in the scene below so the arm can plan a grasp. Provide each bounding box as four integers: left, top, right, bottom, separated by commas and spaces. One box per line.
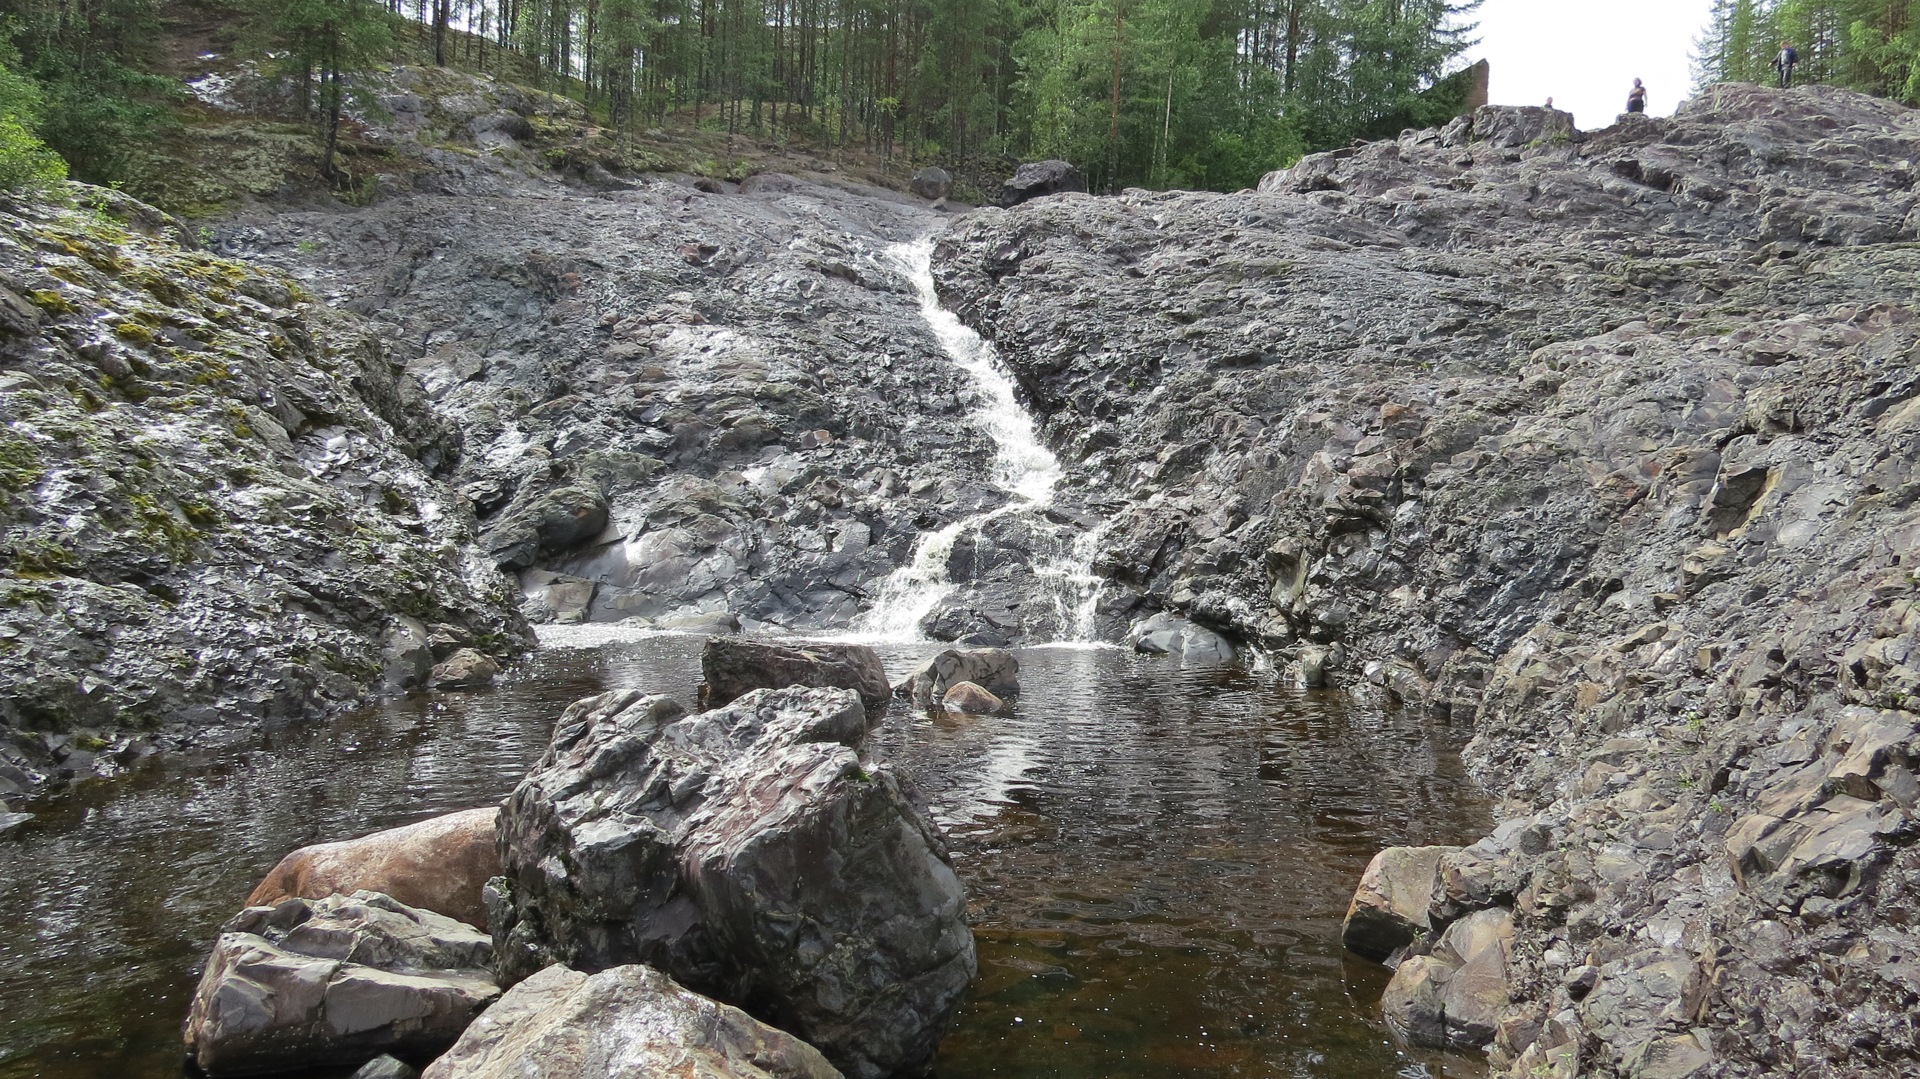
0, 633, 1489, 1079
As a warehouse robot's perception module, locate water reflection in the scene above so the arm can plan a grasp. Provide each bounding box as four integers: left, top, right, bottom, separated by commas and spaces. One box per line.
0, 635, 1487, 1079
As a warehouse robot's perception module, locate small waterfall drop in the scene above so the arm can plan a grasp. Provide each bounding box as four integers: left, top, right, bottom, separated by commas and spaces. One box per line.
847, 238, 1105, 644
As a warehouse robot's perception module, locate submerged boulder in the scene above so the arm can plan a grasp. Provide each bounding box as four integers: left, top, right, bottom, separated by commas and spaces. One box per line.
491, 686, 975, 1079
184, 891, 498, 1076
698, 636, 891, 723
902, 647, 1020, 707
998, 160, 1088, 207
247, 807, 501, 930
421, 963, 842, 1079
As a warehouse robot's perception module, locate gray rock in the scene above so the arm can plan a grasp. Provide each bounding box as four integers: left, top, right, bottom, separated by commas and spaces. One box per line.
183, 892, 498, 1076
902, 647, 1020, 707
491, 686, 974, 1079
999, 159, 1088, 207
352, 1055, 420, 1079
1379, 906, 1512, 1050
381, 617, 435, 695
0, 811, 29, 837
698, 637, 891, 724
1131, 613, 1235, 664
420, 964, 842, 1079
909, 167, 952, 202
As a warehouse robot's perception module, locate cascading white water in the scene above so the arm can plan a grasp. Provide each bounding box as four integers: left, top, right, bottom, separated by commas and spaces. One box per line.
1033, 521, 1112, 644
846, 238, 1103, 644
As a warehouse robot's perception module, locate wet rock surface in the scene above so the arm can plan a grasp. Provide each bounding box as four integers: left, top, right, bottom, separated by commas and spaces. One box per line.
421, 963, 843, 1079
209, 151, 1025, 642
0, 187, 528, 798
698, 635, 891, 722
184, 891, 497, 1076
936, 84, 1920, 1076
901, 646, 1021, 707
490, 685, 975, 1079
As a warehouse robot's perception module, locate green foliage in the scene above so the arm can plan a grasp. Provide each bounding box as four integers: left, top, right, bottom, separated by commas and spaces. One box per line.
0, 45, 64, 190
2, 3, 175, 184
1696, 0, 1920, 101
239, 0, 398, 177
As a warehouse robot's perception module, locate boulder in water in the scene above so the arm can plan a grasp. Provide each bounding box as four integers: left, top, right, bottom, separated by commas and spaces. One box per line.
941, 681, 1009, 716
998, 160, 1088, 207
698, 636, 890, 724
247, 807, 501, 930
353, 1056, 420, 1079
420, 963, 842, 1079
1131, 613, 1235, 664
184, 891, 498, 1076
901, 647, 1020, 707
1380, 907, 1514, 1050
431, 649, 501, 690
1341, 844, 1455, 962
491, 686, 974, 1079
909, 167, 952, 202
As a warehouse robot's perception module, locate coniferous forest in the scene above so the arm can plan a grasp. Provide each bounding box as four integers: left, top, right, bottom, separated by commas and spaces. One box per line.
1696, 0, 1920, 100
0, 0, 1482, 193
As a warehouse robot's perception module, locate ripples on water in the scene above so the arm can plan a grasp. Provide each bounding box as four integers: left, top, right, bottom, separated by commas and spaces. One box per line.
0, 634, 1488, 1079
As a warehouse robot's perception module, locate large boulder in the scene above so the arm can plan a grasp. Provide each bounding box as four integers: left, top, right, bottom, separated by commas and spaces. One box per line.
698, 637, 891, 724
490, 686, 975, 1079
909, 167, 952, 202
901, 647, 1020, 707
184, 892, 499, 1076
998, 159, 1088, 207
1131, 612, 1236, 663
942, 681, 1009, 716
247, 807, 501, 930
421, 964, 842, 1079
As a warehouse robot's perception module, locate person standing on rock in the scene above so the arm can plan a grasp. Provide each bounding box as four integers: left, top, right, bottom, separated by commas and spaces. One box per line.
1626, 78, 1647, 114
1775, 42, 1799, 88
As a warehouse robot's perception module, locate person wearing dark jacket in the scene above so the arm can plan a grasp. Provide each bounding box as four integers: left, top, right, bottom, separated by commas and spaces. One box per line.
1627, 78, 1647, 114
1775, 42, 1798, 87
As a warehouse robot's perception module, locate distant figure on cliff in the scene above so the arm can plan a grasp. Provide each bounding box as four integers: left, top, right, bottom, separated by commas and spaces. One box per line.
1544, 96, 1554, 109
1776, 42, 1799, 88
1627, 78, 1647, 114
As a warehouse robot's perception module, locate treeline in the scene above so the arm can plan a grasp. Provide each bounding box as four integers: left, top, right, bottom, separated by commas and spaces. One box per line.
473, 0, 1483, 189
1697, 0, 1920, 101
0, 0, 1481, 195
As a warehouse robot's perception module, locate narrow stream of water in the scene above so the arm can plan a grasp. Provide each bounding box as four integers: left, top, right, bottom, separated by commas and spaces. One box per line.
0, 633, 1488, 1079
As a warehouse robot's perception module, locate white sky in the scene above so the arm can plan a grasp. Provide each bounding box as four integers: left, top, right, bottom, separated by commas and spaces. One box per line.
1465, 0, 1719, 131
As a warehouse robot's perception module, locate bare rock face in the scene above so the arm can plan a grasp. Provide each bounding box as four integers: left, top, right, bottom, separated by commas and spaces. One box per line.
698, 637, 891, 724
184, 892, 498, 1076
421, 964, 842, 1079
490, 686, 975, 1079
1130, 613, 1235, 663
247, 807, 501, 931
902, 647, 1020, 707
936, 84, 1920, 1072
998, 159, 1088, 207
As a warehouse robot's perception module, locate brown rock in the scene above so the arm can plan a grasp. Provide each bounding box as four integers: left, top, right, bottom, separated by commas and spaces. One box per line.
432, 649, 501, 690
1341, 845, 1456, 962
247, 807, 500, 930
941, 681, 1008, 715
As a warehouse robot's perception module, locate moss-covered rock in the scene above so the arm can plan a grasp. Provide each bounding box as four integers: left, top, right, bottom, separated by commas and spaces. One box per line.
0, 182, 530, 793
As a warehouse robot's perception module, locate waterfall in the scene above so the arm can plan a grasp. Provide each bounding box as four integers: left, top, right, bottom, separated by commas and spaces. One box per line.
846, 238, 1106, 645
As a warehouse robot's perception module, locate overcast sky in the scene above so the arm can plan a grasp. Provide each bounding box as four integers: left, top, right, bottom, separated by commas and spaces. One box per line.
1466, 0, 1719, 131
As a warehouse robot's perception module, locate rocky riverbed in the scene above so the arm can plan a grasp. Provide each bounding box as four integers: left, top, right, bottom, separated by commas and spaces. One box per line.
936, 84, 1920, 1077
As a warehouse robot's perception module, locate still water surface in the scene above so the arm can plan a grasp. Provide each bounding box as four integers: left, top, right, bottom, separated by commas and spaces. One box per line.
0, 634, 1489, 1079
